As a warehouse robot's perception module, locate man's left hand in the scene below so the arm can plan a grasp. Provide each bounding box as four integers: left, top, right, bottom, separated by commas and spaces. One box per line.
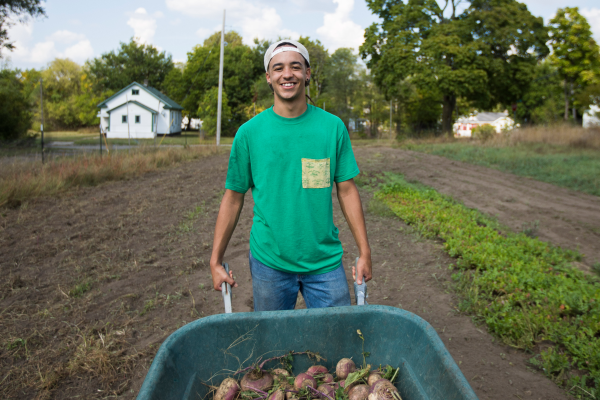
352, 255, 372, 285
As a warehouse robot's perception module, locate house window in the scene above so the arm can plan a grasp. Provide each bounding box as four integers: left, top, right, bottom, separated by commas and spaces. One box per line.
135, 115, 140, 123
122, 115, 127, 123
132, 89, 140, 95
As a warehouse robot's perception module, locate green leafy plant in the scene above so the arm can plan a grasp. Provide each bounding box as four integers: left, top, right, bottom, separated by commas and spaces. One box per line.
376, 174, 600, 397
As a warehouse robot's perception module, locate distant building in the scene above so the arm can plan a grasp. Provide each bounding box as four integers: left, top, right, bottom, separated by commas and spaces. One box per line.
454, 111, 515, 137
583, 105, 600, 129
97, 82, 183, 139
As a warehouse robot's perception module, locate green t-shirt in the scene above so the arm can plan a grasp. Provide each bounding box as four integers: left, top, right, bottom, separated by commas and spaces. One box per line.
225, 104, 360, 275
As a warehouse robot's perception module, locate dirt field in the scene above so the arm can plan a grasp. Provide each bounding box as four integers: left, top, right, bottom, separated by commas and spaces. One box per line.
1, 147, 598, 399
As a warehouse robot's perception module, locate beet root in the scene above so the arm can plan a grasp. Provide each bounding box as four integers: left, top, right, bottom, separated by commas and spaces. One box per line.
214, 378, 240, 400
268, 390, 285, 400
321, 373, 334, 384
349, 384, 370, 400
336, 358, 356, 380
368, 379, 400, 400
294, 373, 317, 390
316, 384, 335, 399
307, 365, 329, 377
272, 368, 291, 377
241, 369, 274, 392
367, 372, 382, 386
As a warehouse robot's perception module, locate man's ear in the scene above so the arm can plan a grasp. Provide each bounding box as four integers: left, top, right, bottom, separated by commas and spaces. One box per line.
265, 71, 271, 85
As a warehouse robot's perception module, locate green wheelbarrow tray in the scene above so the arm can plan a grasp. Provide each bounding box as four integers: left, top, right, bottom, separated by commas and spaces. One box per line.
136, 305, 478, 400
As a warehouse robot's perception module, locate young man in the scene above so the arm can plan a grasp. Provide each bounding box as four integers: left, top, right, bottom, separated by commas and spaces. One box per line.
209, 40, 372, 311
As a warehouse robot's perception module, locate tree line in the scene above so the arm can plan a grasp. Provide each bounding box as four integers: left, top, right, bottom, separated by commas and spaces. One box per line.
1, 0, 599, 141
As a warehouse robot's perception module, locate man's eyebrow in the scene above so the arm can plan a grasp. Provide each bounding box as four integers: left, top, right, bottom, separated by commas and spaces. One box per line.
272, 61, 303, 68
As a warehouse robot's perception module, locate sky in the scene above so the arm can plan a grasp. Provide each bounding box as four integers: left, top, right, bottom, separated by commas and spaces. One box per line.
2, 0, 600, 70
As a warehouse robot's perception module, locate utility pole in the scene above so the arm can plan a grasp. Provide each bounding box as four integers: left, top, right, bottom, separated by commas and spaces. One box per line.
390, 99, 393, 140
40, 78, 44, 164
216, 10, 225, 146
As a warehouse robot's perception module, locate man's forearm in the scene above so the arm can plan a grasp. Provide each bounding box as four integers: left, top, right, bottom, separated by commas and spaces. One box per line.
210, 189, 245, 266
336, 180, 371, 256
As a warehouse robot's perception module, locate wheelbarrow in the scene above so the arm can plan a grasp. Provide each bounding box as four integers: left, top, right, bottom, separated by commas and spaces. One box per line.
136, 260, 478, 400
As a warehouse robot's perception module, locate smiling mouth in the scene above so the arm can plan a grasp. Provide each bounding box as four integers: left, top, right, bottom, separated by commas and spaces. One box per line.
281, 82, 296, 88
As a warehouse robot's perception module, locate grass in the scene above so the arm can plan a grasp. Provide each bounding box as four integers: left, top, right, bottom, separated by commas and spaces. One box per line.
0, 145, 222, 208
400, 126, 600, 196
375, 174, 600, 398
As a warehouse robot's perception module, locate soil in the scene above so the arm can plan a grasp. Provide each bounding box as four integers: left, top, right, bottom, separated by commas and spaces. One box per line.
1, 146, 597, 400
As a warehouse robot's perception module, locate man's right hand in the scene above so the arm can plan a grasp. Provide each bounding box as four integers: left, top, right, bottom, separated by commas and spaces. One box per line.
210, 262, 238, 291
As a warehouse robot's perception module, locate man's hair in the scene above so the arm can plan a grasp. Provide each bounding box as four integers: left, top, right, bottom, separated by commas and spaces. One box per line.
268, 42, 310, 92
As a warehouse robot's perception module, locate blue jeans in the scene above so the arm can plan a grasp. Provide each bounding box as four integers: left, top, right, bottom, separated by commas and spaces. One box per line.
249, 252, 351, 311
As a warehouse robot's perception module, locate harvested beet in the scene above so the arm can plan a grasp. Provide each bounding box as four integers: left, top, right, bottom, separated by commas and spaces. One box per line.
307, 365, 329, 376
367, 372, 382, 386
316, 384, 335, 399
320, 373, 334, 383
214, 378, 240, 400
349, 384, 369, 400
272, 368, 291, 377
241, 369, 274, 392
368, 379, 400, 400
268, 390, 285, 400
294, 373, 317, 390
336, 358, 356, 379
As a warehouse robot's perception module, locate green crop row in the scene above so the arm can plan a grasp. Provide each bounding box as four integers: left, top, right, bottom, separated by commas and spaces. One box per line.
375, 176, 600, 398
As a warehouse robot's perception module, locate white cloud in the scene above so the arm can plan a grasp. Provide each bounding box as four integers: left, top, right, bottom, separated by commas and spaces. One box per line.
49, 30, 86, 44
0, 21, 94, 65
127, 7, 158, 44
64, 40, 94, 62
316, 0, 364, 51
581, 8, 600, 44
165, 0, 299, 45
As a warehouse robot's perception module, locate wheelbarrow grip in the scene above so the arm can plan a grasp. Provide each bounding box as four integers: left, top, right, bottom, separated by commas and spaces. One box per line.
353, 257, 368, 306
221, 262, 232, 314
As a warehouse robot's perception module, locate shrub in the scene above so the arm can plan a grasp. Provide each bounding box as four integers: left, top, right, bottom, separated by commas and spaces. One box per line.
471, 124, 496, 141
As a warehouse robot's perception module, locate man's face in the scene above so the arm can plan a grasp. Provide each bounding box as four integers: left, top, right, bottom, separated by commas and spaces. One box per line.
266, 47, 311, 102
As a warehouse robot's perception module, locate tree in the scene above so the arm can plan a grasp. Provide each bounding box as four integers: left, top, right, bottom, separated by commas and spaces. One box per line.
0, 68, 32, 140
168, 31, 266, 135
321, 48, 360, 127
548, 7, 600, 121
361, 0, 548, 133
297, 37, 329, 100
198, 87, 232, 136
0, 0, 45, 54
86, 39, 174, 92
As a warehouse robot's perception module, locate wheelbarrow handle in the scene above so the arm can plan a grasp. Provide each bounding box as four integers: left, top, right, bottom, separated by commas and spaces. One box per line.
353, 257, 368, 306
221, 262, 232, 314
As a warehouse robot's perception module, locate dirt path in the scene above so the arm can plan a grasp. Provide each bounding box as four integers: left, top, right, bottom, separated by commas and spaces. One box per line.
2, 147, 594, 399
355, 147, 600, 269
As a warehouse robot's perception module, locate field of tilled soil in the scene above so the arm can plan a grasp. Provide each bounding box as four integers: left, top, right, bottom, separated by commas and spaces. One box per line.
2, 147, 598, 399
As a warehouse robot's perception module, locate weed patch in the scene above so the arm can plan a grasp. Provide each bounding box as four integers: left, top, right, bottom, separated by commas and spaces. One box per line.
0, 146, 221, 208
376, 175, 600, 397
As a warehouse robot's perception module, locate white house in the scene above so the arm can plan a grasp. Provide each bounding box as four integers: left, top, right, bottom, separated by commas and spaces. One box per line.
97, 82, 183, 139
583, 105, 600, 129
454, 111, 515, 137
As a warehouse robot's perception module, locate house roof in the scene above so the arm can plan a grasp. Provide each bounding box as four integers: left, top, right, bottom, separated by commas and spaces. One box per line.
456, 112, 510, 124
107, 100, 158, 114
97, 82, 184, 110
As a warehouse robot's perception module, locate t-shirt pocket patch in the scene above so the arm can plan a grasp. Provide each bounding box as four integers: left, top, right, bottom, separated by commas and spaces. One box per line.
302, 158, 330, 189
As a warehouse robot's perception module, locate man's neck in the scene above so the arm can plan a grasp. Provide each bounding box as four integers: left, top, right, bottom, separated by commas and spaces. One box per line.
273, 94, 308, 118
